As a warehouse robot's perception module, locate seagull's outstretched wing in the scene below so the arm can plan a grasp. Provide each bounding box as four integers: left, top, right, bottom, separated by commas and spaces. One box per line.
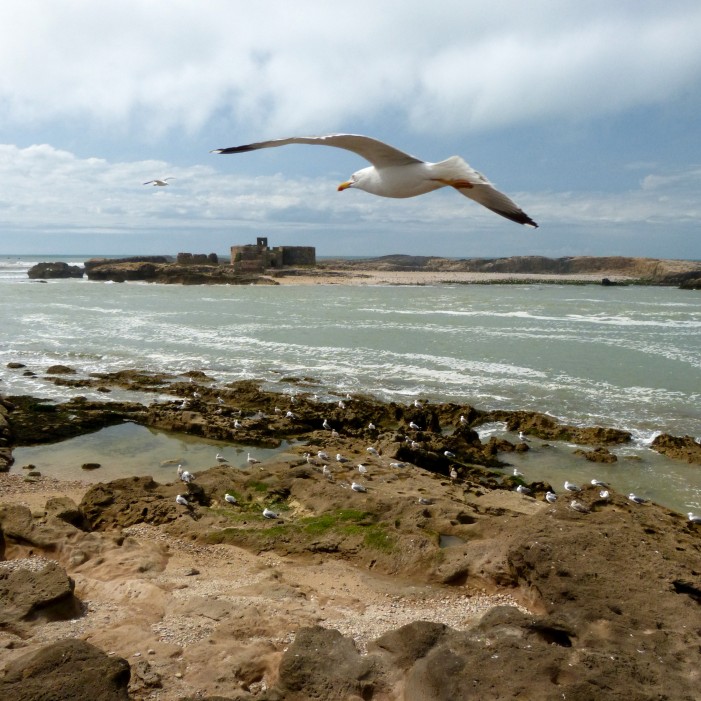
432, 156, 538, 228
212, 134, 423, 169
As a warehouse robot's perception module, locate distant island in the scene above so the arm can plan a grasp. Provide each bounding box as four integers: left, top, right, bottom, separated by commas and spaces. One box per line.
27, 254, 701, 288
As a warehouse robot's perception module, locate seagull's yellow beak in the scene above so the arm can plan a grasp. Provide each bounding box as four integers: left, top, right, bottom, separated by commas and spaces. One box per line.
337, 181, 352, 191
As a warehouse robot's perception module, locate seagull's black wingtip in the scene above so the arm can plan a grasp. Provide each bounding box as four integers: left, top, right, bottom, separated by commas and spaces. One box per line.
210, 145, 256, 155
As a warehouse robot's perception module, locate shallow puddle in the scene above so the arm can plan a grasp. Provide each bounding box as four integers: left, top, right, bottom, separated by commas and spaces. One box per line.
10, 422, 297, 483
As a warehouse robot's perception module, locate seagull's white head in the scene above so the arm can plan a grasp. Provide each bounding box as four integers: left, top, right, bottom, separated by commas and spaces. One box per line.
337, 167, 375, 193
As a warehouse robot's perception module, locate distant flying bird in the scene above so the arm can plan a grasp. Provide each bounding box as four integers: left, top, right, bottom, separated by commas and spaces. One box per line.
212, 134, 538, 227
143, 177, 175, 186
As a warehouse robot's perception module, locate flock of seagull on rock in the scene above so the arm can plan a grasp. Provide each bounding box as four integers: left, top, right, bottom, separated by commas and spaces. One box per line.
170, 397, 701, 526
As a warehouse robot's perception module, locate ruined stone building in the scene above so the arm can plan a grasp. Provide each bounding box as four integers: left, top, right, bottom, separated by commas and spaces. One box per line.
230, 238, 316, 273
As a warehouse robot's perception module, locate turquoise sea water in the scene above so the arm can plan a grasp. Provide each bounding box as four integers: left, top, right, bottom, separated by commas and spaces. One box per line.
2, 255, 701, 512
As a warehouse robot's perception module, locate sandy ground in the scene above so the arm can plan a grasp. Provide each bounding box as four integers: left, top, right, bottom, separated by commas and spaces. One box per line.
0, 473, 90, 512
270, 270, 631, 286
1, 473, 528, 700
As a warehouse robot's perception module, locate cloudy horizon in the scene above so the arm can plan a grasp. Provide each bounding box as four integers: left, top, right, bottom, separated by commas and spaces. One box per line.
1, 1, 700, 259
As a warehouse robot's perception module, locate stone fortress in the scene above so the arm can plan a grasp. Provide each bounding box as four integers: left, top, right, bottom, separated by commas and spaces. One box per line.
174, 238, 316, 273
229, 237, 316, 273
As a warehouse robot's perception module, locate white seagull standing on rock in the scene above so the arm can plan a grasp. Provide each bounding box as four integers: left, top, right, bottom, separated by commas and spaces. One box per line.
367, 446, 380, 456
570, 500, 590, 513
628, 493, 648, 504
180, 471, 194, 483
564, 481, 581, 493
175, 494, 188, 506
545, 491, 558, 503
224, 493, 237, 505
687, 512, 701, 524
247, 453, 260, 465
212, 134, 538, 227
351, 482, 367, 493
216, 453, 228, 464
262, 507, 279, 519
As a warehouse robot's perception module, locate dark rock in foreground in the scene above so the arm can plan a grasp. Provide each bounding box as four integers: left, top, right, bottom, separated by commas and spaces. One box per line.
0, 557, 81, 627
0, 639, 131, 701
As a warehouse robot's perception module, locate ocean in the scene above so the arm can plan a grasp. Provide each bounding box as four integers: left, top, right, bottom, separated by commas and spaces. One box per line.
2, 255, 701, 512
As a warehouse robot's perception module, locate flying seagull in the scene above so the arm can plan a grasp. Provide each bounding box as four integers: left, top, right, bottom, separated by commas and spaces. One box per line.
143, 177, 175, 186
211, 134, 538, 227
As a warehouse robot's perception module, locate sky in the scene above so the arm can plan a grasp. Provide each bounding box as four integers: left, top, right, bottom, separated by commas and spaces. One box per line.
1, 1, 700, 259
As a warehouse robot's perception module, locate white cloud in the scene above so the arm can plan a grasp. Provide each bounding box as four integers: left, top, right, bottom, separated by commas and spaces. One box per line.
1, 2, 700, 138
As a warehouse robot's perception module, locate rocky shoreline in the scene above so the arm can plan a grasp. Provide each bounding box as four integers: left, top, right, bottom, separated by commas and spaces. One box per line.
27, 255, 701, 288
2, 370, 701, 700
